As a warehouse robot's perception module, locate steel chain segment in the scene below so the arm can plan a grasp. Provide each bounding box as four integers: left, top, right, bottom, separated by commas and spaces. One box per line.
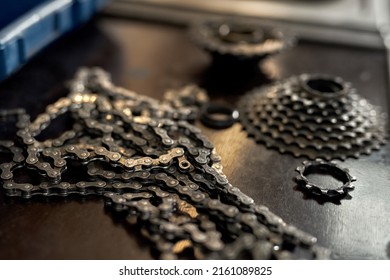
0, 68, 328, 259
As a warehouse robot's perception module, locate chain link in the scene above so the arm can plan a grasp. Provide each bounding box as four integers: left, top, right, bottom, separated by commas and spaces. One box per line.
0, 67, 329, 259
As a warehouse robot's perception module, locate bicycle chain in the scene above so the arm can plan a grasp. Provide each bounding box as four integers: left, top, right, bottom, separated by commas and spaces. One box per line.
0, 67, 329, 259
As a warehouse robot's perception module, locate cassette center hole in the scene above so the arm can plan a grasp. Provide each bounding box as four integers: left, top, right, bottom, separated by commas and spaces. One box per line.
306, 78, 343, 95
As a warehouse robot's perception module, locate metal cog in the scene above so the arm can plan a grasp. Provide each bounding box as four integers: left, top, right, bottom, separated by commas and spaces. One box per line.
238, 74, 388, 160
295, 159, 356, 198
189, 18, 295, 61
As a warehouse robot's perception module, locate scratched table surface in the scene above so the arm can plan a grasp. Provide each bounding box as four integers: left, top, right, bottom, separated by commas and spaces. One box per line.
0, 16, 389, 260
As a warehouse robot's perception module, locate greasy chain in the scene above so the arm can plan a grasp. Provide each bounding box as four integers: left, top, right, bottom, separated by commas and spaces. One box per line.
0, 68, 329, 259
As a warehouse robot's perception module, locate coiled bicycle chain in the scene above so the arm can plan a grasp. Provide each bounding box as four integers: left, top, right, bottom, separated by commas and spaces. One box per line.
0, 67, 329, 259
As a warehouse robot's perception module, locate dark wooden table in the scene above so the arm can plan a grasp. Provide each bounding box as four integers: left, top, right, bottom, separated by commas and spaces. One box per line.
0, 16, 389, 260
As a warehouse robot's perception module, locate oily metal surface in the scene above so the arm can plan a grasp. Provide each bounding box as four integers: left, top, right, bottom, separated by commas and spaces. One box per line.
238, 74, 388, 160
0, 17, 389, 260
0, 68, 328, 260
295, 159, 356, 198
189, 18, 295, 61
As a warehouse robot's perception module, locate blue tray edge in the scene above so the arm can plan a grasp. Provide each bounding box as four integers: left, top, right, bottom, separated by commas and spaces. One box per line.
0, 0, 109, 81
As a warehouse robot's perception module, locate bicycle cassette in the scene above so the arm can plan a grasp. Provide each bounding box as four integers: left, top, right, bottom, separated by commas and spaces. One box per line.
189, 19, 295, 64
238, 74, 388, 160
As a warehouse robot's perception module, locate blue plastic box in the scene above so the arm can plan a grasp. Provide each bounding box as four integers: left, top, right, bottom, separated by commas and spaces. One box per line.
0, 0, 108, 81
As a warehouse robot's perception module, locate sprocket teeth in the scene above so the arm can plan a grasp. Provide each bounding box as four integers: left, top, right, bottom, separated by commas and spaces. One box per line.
238, 74, 388, 160
295, 160, 356, 199
189, 19, 295, 63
